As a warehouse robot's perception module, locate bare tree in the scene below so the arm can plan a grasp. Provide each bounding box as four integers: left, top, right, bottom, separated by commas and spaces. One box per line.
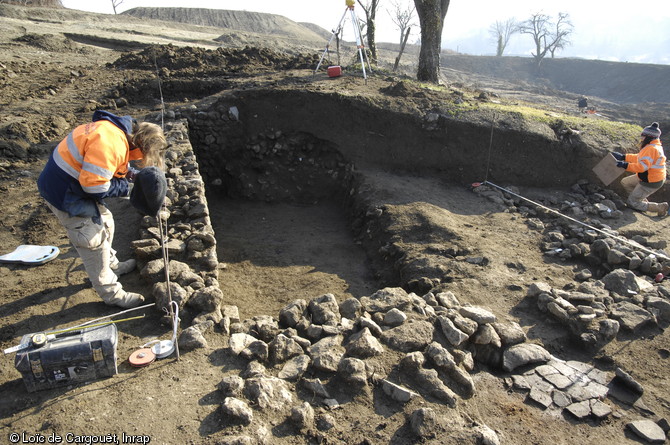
111, 0, 124, 14
548, 13, 573, 58
357, 0, 380, 64
518, 12, 573, 67
413, 0, 450, 83
388, 0, 416, 71
489, 18, 517, 57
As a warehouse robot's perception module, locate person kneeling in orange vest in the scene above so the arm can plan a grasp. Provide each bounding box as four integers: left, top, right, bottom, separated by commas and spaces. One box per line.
37, 110, 167, 308
612, 122, 668, 217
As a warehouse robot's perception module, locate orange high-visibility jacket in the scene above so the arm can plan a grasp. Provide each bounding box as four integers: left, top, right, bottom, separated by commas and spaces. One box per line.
53, 120, 141, 194
38, 111, 142, 220
625, 139, 666, 184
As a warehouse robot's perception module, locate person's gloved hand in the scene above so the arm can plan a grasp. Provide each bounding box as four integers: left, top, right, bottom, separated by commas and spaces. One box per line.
126, 166, 140, 183
612, 152, 625, 161
616, 161, 629, 169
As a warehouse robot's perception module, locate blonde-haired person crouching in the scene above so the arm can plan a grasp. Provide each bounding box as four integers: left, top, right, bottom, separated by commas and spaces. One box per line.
37, 111, 167, 308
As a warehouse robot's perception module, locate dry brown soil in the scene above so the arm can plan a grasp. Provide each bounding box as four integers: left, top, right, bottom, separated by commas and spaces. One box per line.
0, 4, 669, 445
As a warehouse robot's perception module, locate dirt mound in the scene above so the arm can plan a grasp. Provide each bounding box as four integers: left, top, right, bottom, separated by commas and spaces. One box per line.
380, 80, 429, 98
298, 22, 331, 41
123, 7, 324, 43
14, 33, 86, 53
112, 44, 320, 75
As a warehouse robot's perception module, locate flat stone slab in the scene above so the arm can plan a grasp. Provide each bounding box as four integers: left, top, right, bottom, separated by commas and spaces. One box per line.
511, 375, 531, 391
459, 306, 497, 324
627, 419, 667, 443
611, 301, 656, 331
512, 358, 613, 420
528, 387, 553, 409
381, 320, 434, 352
503, 343, 551, 372
552, 390, 572, 408
565, 400, 591, 419
590, 400, 612, 419
543, 372, 573, 389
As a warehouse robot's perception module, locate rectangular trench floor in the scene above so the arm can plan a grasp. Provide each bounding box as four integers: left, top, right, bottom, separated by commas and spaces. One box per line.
208, 197, 379, 319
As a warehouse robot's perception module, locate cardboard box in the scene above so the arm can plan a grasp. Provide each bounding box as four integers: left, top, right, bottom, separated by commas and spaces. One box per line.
592, 153, 623, 186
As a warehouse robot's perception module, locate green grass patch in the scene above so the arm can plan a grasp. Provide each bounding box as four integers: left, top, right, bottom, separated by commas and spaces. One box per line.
479, 101, 640, 141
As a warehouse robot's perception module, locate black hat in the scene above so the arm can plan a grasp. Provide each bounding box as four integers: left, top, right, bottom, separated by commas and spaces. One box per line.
641, 122, 661, 139
130, 166, 167, 216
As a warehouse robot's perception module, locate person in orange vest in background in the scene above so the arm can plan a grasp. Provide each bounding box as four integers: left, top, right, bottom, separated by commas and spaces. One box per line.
37, 110, 167, 308
612, 122, 668, 217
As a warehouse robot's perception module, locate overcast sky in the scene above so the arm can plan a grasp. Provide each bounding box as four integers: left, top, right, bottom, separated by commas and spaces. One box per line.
61, 0, 670, 65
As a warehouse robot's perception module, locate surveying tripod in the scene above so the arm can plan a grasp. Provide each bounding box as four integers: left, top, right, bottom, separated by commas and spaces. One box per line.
314, 0, 372, 80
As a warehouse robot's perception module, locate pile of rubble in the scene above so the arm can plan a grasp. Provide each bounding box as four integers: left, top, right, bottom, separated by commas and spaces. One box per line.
474, 181, 670, 347
218, 287, 515, 442
527, 274, 670, 348
209, 286, 666, 443
474, 181, 668, 274
184, 101, 355, 205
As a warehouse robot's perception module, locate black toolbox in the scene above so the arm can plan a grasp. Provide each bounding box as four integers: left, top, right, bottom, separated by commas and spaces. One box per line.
14, 324, 118, 392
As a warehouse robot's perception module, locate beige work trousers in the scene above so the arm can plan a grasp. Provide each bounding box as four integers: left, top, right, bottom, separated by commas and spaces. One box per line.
45, 202, 123, 303
620, 174, 662, 212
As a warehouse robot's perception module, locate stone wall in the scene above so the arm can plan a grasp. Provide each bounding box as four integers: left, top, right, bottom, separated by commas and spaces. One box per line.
183, 99, 356, 205
131, 117, 225, 334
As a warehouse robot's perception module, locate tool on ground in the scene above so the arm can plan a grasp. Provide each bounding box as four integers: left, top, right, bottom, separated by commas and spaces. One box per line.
328, 65, 342, 78
156, 52, 180, 360
128, 347, 156, 367
75, 303, 156, 328
13, 323, 119, 392
156, 205, 180, 360
314, 0, 372, 81
141, 301, 179, 360
154, 53, 166, 131
3, 315, 146, 355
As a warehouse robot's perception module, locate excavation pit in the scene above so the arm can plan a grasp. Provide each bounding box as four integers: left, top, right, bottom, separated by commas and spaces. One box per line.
208, 198, 378, 319
182, 102, 384, 318
174, 85, 635, 321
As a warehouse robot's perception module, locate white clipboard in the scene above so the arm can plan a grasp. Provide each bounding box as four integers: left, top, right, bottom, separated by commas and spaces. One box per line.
0, 245, 60, 265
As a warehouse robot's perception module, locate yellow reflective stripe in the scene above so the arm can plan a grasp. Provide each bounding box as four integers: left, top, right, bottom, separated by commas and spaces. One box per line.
53, 147, 80, 180
65, 132, 84, 164
82, 182, 110, 194
82, 161, 114, 180
638, 156, 652, 170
